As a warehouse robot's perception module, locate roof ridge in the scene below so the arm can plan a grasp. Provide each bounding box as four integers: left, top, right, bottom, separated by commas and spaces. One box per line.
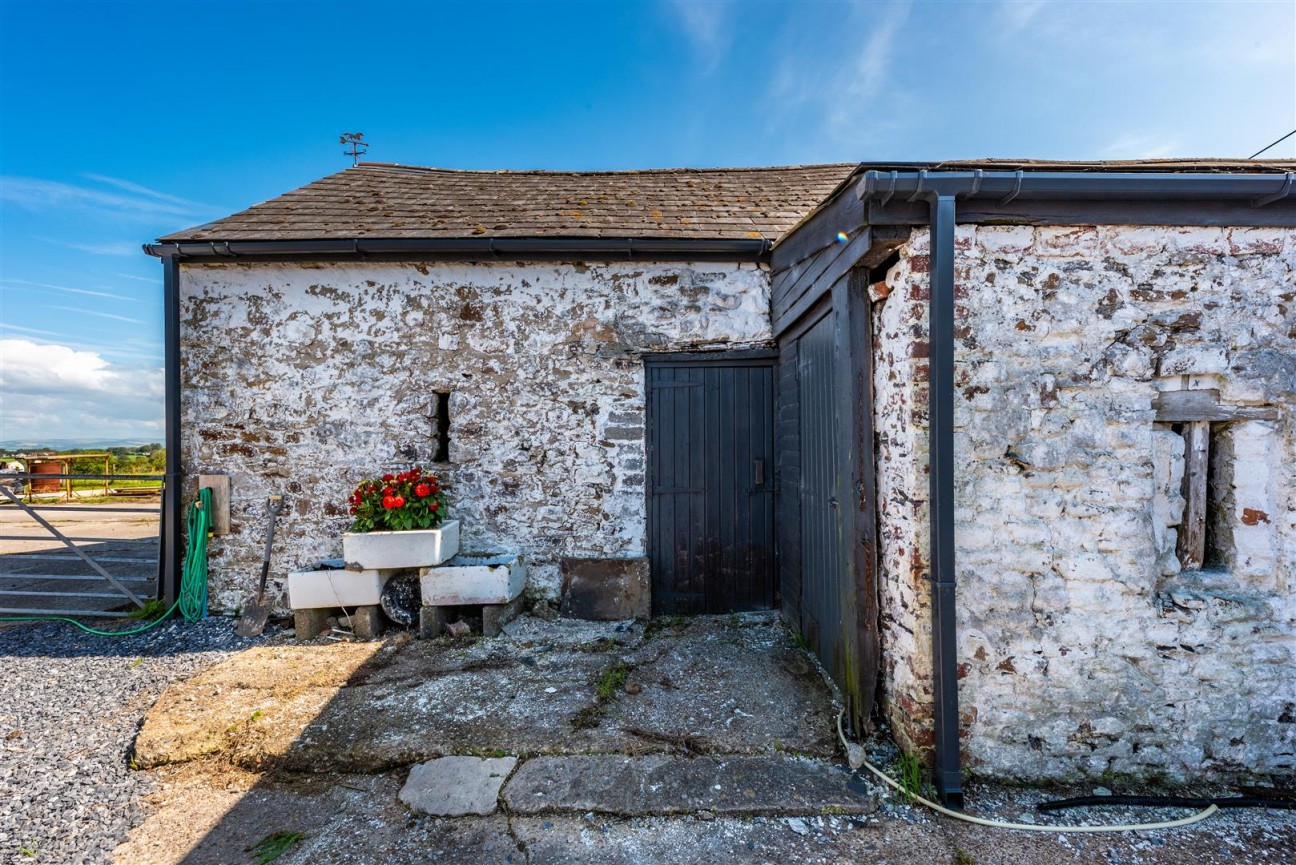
352, 162, 860, 176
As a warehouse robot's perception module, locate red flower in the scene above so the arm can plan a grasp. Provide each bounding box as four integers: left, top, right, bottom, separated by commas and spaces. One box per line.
349, 506, 357, 515
414, 483, 431, 498
382, 495, 397, 510
382, 473, 395, 482
430, 501, 439, 511
382, 486, 395, 496
392, 495, 406, 508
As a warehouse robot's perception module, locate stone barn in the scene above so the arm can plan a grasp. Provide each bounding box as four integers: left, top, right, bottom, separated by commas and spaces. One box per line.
146, 159, 1296, 802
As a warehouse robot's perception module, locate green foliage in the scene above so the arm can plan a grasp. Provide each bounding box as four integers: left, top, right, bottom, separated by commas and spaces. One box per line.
955, 849, 976, 865
644, 615, 688, 639
597, 663, 631, 700
896, 751, 924, 803
246, 831, 305, 865
127, 599, 168, 621
347, 467, 447, 533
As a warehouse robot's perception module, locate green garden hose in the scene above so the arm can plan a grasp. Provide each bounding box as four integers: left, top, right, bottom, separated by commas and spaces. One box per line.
0, 487, 212, 636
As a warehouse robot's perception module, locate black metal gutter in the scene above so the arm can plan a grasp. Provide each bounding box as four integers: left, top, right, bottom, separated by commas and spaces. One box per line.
855, 168, 1294, 809
857, 169, 1296, 206
143, 236, 773, 262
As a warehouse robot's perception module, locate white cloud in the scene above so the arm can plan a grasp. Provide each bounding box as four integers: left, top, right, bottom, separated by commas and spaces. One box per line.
668, 0, 732, 65
0, 339, 162, 441
1101, 134, 1185, 160
2, 277, 138, 302
0, 175, 214, 223
81, 173, 219, 210
767, 1, 912, 151
44, 238, 142, 257
50, 305, 144, 324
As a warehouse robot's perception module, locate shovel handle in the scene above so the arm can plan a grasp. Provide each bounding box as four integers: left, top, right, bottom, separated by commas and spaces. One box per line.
257, 496, 284, 601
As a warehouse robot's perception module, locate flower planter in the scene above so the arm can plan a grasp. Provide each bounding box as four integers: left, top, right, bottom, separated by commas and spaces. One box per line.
343, 520, 460, 570
287, 566, 397, 609
420, 553, 526, 606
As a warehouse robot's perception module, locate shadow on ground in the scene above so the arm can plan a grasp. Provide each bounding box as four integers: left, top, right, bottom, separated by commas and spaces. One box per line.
114, 614, 1296, 865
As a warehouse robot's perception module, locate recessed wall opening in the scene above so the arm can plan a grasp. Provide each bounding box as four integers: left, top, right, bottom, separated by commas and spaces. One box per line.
433, 391, 451, 463
1204, 423, 1235, 570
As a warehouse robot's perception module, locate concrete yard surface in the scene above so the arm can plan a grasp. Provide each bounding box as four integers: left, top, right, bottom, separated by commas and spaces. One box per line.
111, 613, 1296, 865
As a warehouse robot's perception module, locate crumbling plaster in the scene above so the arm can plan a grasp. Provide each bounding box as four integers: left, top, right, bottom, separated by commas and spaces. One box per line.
179, 260, 771, 613
873, 224, 1296, 781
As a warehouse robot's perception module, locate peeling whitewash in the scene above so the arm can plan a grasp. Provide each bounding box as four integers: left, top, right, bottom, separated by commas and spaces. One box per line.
182, 224, 1295, 784
874, 224, 1296, 781
179, 261, 771, 613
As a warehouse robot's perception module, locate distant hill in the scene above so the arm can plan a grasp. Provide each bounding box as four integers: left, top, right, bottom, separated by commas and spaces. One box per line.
0, 438, 163, 451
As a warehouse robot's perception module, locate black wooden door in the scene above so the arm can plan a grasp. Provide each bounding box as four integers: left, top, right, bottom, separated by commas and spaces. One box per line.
646, 353, 776, 615
796, 311, 846, 664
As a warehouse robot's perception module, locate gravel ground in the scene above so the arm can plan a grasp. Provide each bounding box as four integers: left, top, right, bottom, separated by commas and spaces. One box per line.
0, 617, 277, 865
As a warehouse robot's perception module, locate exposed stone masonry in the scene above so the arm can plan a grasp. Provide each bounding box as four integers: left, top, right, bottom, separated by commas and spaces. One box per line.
874, 224, 1295, 781
180, 261, 771, 612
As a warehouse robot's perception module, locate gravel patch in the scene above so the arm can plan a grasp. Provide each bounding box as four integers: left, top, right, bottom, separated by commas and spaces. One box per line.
0, 616, 280, 865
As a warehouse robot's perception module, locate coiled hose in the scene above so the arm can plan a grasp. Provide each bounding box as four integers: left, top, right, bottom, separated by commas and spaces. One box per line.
0, 487, 211, 636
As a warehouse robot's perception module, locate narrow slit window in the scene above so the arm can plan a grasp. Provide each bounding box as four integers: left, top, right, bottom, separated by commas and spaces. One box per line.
433, 391, 451, 463
1174, 420, 1211, 571
1154, 388, 1279, 574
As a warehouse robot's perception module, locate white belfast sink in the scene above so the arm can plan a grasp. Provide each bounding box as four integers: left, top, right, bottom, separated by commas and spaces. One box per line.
342, 519, 460, 570
287, 567, 397, 609
420, 553, 526, 606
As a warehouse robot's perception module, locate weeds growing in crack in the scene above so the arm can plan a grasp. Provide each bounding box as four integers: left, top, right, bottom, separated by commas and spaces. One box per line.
571, 662, 636, 729
246, 830, 305, 864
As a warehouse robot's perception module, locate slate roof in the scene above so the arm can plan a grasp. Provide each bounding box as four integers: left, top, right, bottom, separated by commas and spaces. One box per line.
159, 163, 860, 243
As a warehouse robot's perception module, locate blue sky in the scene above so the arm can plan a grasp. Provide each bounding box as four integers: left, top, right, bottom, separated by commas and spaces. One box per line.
1, 0, 1293, 443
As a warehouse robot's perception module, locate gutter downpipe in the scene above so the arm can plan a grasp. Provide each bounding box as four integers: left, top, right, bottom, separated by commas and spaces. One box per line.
927, 193, 962, 808
158, 251, 183, 606
857, 167, 1295, 809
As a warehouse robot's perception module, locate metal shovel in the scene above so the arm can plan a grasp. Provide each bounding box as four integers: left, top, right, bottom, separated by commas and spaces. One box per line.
235, 495, 284, 637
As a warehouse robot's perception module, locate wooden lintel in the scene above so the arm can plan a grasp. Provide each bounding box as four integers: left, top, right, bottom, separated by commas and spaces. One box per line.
859, 232, 908, 270
1153, 389, 1280, 423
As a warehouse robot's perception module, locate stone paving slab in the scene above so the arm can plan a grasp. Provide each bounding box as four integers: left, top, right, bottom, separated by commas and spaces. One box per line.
399, 756, 517, 816
277, 651, 612, 772
515, 815, 953, 865
501, 755, 875, 816
569, 617, 839, 758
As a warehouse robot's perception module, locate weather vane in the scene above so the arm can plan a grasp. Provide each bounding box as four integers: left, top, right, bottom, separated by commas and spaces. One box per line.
340, 132, 369, 165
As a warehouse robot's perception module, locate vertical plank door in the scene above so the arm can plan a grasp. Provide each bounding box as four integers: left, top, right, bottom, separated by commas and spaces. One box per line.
646, 353, 776, 615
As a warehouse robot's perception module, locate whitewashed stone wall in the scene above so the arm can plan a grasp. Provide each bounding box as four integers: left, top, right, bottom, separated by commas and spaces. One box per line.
874, 224, 1296, 781
179, 261, 771, 612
